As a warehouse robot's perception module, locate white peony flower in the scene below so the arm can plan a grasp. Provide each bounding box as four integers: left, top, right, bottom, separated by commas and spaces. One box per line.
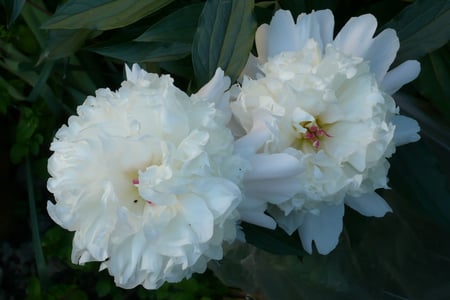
233, 9, 421, 254
47, 64, 247, 289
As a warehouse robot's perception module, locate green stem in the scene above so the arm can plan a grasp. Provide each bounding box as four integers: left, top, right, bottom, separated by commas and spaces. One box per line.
26, 157, 48, 285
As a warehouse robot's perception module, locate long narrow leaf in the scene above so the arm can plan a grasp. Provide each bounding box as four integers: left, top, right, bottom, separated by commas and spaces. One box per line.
192, 0, 257, 86
43, 0, 174, 30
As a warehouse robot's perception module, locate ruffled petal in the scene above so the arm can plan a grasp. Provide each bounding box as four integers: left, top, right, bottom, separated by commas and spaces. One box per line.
345, 192, 392, 217
381, 60, 421, 95
392, 115, 421, 146
298, 203, 345, 254
333, 14, 377, 58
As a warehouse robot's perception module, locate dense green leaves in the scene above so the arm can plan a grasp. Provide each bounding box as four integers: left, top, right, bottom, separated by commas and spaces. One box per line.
3, 0, 26, 27
43, 0, 174, 30
192, 0, 257, 86
383, 0, 450, 63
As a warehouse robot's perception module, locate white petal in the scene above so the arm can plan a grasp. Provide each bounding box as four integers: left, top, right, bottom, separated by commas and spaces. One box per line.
255, 24, 269, 63
345, 192, 392, 217
240, 211, 277, 229
240, 54, 260, 81
392, 115, 421, 146
298, 203, 345, 254
195, 68, 230, 101
181, 194, 214, 243
244, 177, 302, 205
365, 29, 399, 83
381, 60, 421, 95
234, 109, 275, 155
333, 14, 377, 58
244, 153, 303, 180
268, 207, 305, 235
313, 9, 335, 47
125, 63, 142, 83
267, 10, 299, 57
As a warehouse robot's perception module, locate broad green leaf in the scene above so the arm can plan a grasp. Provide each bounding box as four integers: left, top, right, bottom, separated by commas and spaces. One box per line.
135, 3, 204, 43
39, 29, 94, 62
242, 223, 306, 256
389, 140, 450, 231
414, 43, 450, 121
383, 0, 450, 63
43, 0, 174, 30
192, 0, 257, 87
87, 41, 191, 63
4, 0, 26, 27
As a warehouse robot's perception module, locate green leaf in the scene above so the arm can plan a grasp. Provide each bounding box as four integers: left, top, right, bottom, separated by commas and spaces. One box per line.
4, 0, 26, 27
414, 43, 450, 121
39, 29, 94, 61
389, 140, 450, 231
21, 0, 50, 48
383, 0, 450, 63
192, 0, 257, 87
135, 3, 204, 43
242, 223, 306, 256
87, 41, 191, 63
43, 0, 174, 30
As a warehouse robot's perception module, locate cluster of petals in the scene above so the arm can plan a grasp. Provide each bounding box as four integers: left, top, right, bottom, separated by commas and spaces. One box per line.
232, 9, 421, 254
47, 64, 247, 289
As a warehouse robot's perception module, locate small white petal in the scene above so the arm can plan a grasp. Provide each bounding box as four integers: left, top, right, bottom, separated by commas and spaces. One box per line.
255, 24, 269, 63
345, 192, 392, 217
365, 29, 399, 83
381, 60, 421, 94
333, 14, 377, 57
392, 115, 421, 146
298, 203, 345, 254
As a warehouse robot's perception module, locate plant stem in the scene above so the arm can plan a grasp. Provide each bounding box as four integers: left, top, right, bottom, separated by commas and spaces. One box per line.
26, 157, 48, 286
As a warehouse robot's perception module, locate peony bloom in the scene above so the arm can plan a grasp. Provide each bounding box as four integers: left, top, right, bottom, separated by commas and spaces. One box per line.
233, 9, 421, 254
47, 64, 247, 289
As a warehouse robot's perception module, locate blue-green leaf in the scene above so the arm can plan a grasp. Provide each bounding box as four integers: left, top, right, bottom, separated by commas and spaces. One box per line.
192, 0, 257, 86
87, 41, 191, 63
414, 43, 450, 121
43, 0, 174, 30
4, 0, 26, 27
135, 3, 204, 43
383, 0, 450, 63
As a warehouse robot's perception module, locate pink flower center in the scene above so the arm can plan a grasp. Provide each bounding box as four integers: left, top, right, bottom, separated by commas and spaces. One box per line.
303, 123, 331, 149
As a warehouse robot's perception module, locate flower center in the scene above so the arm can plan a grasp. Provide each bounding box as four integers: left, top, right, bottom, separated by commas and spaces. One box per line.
292, 120, 331, 150
303, 122, 331, 149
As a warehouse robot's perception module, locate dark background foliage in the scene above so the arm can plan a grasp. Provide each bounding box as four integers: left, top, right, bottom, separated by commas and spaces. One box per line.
1, 0, 449, 299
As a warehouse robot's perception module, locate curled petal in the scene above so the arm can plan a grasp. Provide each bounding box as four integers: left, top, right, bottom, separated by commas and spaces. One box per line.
381, 60, 421, 95
392, 115, 421, 146
345, 192, 392, 217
